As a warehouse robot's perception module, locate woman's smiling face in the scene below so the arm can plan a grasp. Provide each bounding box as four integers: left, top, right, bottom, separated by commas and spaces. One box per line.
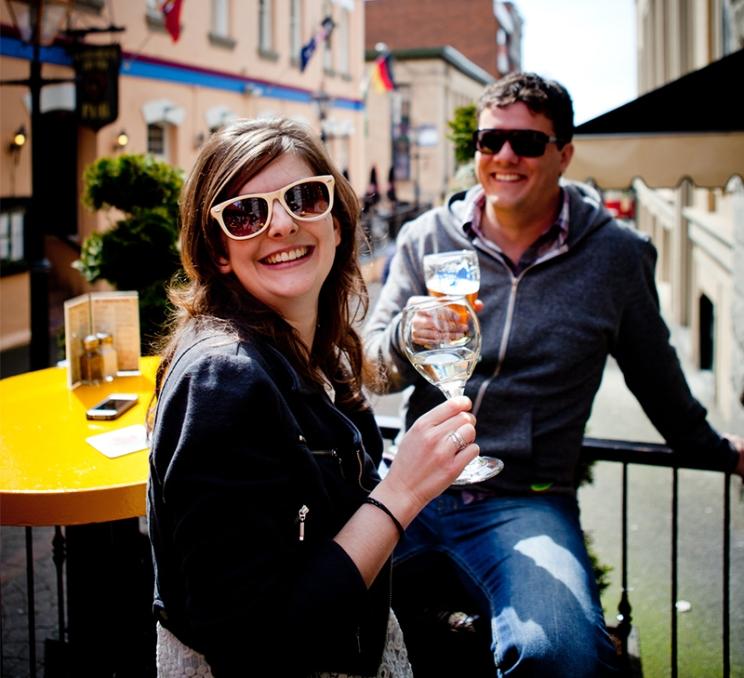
216, 153, 340, 320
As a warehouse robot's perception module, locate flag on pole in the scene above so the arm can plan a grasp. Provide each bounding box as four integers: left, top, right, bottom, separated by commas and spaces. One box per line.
300, 16, 335, 72
161, 0, 184, 42
371, 52, 396, 92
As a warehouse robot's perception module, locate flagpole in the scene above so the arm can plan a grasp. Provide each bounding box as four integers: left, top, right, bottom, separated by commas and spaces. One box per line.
312, 83, 331, 145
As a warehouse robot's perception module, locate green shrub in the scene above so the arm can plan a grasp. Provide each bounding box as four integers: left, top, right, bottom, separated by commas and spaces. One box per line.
74, 154, 183, 352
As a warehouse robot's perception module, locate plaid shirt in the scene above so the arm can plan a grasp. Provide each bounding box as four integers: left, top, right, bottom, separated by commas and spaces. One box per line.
469, 188, 570, 274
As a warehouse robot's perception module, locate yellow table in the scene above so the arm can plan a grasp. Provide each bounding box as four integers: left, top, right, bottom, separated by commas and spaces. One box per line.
0, 356, 158, 526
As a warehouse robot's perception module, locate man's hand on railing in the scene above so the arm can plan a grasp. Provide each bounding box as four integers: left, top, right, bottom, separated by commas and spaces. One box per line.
724, 433, 744, 479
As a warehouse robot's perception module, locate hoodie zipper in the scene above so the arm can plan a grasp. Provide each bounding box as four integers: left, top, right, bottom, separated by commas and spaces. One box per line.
471, 244, 568, 417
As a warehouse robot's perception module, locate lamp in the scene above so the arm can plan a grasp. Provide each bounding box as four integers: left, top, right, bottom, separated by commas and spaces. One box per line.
9, 124, 27, 151
115, 129, 129, 150
1, 0, 71, 369
312, 88, 332, 144
6, 0, 70, 45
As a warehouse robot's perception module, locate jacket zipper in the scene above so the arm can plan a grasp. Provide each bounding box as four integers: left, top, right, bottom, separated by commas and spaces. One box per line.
355, 448, 375, 492
472, 274, 518, 416
297, 504, 309, 541
327, 406, 375, 492
312, 448, 344, 478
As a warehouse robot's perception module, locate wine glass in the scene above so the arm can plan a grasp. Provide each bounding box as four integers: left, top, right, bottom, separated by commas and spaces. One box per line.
400, 295, 504, 485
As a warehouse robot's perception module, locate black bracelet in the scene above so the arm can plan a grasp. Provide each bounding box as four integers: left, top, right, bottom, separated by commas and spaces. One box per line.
363, 497, 405, 538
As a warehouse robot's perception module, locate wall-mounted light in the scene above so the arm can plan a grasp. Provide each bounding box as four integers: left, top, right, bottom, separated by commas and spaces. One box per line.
9, 125, 27, 153
115, 129, 129, 150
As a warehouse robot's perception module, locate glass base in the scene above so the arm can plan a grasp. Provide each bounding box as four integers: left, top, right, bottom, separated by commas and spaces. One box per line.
451, 455, 504, 486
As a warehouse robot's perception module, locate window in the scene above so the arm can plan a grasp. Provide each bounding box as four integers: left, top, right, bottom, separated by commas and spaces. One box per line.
73, 0, 105, 10
289, 0, 302, 62
0, 209, 25, 264
259, 0, 274, 53
209, 0, 235, 47
145, 0, 161, 19
337, 7, 349, 75
145, 0, 166, 33
212, 0, 229, 38
147, 122, 168, 159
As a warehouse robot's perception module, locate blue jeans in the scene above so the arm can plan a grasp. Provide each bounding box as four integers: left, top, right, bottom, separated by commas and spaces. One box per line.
394, 492, 620, 677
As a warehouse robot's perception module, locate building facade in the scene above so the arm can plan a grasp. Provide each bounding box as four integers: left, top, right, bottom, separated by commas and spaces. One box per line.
633, 0, 744, 425
364, 46, 494, 208
0, 0, 367, 362
363, 0, 521, 208
364, 0, 521, 79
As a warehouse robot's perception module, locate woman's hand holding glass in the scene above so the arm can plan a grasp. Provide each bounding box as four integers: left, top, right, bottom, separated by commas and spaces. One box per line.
377, 397, 480, 513
400, 295, 504, 485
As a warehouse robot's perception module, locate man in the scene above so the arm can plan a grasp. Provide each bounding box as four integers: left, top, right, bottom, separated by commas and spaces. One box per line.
363, 72, 744, 677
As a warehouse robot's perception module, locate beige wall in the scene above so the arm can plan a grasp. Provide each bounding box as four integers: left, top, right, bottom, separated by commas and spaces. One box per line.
0, 272, 30, 351
365, 51, 489, 209
634, 0, 744, 423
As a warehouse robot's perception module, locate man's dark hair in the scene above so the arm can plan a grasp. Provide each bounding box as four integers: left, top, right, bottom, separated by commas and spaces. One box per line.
477, 72, 574, 146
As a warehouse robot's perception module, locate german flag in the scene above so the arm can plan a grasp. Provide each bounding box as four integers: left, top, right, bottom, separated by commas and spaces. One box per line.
371, 53, 395, 92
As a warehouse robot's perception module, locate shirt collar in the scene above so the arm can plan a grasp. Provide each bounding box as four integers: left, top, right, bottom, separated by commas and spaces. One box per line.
468, 187, 570, 249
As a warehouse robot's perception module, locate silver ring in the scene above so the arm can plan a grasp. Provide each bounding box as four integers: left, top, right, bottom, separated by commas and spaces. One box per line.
447, 430, 468, 451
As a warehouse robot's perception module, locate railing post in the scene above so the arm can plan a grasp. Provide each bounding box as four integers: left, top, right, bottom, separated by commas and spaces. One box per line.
25, 527, 37, 678
722, 474, 731, 678
616, 460, 632, 665
671, 467, 678, 678
52, 526, 66, 642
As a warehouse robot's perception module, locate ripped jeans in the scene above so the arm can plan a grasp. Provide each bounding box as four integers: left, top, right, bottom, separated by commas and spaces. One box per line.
394, 492, 620, 677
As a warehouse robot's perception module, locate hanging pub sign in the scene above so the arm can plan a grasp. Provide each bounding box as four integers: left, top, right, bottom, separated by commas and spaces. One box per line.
73, 44, 121, 131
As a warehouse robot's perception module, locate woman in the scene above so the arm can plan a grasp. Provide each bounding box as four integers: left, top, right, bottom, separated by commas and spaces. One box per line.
147, 118, 479, 677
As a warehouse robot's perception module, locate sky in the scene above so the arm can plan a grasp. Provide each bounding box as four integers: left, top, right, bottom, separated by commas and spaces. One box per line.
515, 0, 637, 125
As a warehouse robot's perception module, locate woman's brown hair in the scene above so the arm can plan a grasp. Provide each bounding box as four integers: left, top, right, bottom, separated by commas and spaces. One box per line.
155, 118, 370, 409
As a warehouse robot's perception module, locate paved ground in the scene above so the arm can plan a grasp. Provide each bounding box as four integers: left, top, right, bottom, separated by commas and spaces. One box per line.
2, 257, 743, 677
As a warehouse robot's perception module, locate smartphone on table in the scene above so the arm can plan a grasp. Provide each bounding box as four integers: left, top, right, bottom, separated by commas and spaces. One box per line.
86, 393, 139, 421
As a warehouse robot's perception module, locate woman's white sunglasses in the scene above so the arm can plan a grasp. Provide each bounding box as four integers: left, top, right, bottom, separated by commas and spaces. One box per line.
210, 175, 335, 241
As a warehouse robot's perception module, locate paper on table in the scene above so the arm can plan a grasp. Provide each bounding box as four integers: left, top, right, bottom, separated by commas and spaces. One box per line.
86, 424, 149, 458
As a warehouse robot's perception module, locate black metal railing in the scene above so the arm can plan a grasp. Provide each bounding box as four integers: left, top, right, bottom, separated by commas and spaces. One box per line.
376, 416, 736, 678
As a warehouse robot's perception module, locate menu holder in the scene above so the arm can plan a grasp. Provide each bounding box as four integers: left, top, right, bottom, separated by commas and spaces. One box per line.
64, 291, 141, 389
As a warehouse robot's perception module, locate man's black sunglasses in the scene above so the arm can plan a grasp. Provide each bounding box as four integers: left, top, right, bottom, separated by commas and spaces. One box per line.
473, 128, 564, 157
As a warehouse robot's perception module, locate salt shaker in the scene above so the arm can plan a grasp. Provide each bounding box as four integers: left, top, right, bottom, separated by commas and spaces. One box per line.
97, 332, 118, 382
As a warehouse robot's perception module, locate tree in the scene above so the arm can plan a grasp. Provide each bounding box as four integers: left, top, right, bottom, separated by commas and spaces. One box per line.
74, 154, 183, 352
447, 103, 478, 192
447, 103, 477, 167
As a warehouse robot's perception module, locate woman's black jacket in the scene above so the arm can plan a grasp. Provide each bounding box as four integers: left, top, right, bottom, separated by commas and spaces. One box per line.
147, 330, 387, 677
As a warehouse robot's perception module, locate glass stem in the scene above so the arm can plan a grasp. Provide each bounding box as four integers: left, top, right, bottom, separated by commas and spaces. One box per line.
440, 386, 465, 400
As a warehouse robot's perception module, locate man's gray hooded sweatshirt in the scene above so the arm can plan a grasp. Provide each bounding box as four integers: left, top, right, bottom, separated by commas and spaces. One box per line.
364, 182, 738, 494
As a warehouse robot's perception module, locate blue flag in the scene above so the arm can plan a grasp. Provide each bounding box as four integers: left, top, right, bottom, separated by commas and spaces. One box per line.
300, 16, 334, 72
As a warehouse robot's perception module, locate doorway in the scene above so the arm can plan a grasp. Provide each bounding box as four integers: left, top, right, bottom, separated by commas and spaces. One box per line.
37, 110, 78, 239
698, 294, 714, 371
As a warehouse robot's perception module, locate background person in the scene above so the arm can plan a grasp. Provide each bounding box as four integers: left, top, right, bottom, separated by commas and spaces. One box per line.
147, 118, 480, 677
363, 72, 744, 677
